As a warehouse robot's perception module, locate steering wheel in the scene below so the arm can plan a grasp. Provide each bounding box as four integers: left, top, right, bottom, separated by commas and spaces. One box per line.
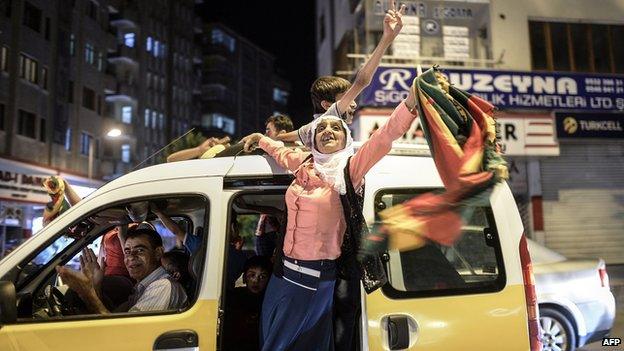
45, 285, 65, 317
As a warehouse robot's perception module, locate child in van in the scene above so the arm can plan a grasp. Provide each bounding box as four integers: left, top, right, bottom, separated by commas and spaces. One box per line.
223, 255, 272, 351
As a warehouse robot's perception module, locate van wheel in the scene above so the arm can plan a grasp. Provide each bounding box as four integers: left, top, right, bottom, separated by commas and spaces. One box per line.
539, 307, 576, 351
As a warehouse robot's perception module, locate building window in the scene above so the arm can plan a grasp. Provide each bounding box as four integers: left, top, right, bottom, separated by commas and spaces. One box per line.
22, 1, 41, 33
82, 86, 95, 110
80, 132, 93, 155
65, 128, 72, 151
146, 36, 153, 52
144, 108, 150, 127
211, 28, 236, 52
529, 21, 624, 73
19, 54, 38, 84
41, 66, 48, 90
68, 80, 74, 103
205, 113, 235, 135
151, 110, 157, 129
69, 33, 76, 56
97, 52, 104, 71
122, 106, 132, 124
39, 118, 46, 142
153, 40, 160, 57
121, 144, 131, 163
273, 88, 289, 105
97, 95, 102, 115
17, 110, 36, 138
84, 43, 95, 64
44, 17, 50, 40
1, 46, 8, 72
85, 0, 98, 20
124, 33, 135, 48
0, 103, 5, 130
158, 113, 164, 129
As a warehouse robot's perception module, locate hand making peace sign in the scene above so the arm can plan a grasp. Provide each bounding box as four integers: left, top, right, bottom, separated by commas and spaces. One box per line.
382, 0, 407, 40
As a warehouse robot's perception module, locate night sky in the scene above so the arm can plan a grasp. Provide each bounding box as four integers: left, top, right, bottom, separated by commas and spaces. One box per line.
199, 1, 317, 128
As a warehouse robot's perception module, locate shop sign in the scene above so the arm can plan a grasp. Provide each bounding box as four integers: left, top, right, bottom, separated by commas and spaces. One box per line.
554, 112, 624, 139
361, 66, 624, 112
352, 113, 426, 144
496, 115, 560, 156
0, 169, 49, 203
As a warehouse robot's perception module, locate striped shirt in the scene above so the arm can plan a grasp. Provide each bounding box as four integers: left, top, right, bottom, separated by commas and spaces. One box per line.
128, 267, 188, 312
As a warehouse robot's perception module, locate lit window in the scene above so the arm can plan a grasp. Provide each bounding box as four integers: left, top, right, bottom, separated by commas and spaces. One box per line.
158, 113, 164, 129
211, 28, 236, 52
80, 132, 92, 156
64, 128, 72, 151
144, 108, 150, 127
153, 40, 160, 58
273, 88, 289, 105
97, 52, 104, 71
84, 43, 95, 64
124, 33, 135, 48
121, 144, 131, 163
151, 111, 157, 129
146, 36, 153, 52
19, 54, 38, 84
122, 106, 132, 124
211, 113, 235, 134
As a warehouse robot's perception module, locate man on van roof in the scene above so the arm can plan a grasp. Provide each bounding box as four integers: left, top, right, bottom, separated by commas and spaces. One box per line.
57, 228, 188, 314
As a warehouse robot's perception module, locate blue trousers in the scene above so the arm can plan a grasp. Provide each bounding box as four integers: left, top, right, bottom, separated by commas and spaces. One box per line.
261, 258, 336, 351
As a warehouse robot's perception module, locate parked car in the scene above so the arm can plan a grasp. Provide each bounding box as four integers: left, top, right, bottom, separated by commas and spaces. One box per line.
529, 239, 616, 351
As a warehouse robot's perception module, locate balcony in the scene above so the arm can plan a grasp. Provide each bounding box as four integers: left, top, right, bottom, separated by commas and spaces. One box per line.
109, 6, 139, 29
108, 45, 138, 65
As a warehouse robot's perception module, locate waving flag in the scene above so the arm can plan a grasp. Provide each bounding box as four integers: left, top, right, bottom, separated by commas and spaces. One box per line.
43, 176, 71, 226
368, 67, 508, 252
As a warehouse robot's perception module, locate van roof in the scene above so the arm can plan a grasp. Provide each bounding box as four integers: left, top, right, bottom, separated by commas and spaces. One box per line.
93, 142, 435, 196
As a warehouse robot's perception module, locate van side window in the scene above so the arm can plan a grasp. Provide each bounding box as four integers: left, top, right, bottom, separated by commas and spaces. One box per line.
375, 189, 505, 298
2, 194, 208, 322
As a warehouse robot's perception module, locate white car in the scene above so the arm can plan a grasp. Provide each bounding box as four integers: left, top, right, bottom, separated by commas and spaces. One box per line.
529, 239, 616, 351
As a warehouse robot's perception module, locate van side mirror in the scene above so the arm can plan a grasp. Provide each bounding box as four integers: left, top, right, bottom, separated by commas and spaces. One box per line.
0, 281, 17, 324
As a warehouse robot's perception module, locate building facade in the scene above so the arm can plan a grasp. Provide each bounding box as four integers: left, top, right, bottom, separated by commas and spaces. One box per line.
198, 23, 290, 139
317, 0, 624, 263
0, 0, 200, 258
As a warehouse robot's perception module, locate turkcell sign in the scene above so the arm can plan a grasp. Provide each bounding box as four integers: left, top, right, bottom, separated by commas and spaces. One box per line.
361, 67, 624, 111
554, 112, 624, 139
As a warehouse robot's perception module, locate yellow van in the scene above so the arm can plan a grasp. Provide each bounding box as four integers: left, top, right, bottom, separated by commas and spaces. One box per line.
0, 143, 539, 350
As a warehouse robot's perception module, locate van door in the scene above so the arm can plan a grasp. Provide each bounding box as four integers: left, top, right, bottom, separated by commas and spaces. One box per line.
0, 177, 224, 351
363, 184, 530, 351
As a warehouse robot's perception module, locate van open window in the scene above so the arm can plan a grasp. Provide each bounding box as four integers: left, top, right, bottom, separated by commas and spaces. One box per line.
1, 194, 208, 322
375, 188, 506, 298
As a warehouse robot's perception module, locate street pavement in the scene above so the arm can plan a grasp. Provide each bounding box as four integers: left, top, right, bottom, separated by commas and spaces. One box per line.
579, 264, 624, 350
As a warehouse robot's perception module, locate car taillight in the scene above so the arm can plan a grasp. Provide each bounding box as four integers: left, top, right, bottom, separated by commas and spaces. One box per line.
599, 262, 610, 288
519, 235, 542, 351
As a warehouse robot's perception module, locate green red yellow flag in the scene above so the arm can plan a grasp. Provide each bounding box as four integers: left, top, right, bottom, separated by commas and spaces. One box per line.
375, 67, 508, 252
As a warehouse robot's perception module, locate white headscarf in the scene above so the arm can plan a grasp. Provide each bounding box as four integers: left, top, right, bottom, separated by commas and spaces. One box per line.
310, 115, 354, 195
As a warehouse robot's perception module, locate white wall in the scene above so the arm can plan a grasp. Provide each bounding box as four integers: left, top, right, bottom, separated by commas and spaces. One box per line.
491, 0, 624, 70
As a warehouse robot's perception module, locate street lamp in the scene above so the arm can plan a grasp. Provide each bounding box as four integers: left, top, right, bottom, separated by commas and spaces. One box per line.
88, 128, 128, 179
